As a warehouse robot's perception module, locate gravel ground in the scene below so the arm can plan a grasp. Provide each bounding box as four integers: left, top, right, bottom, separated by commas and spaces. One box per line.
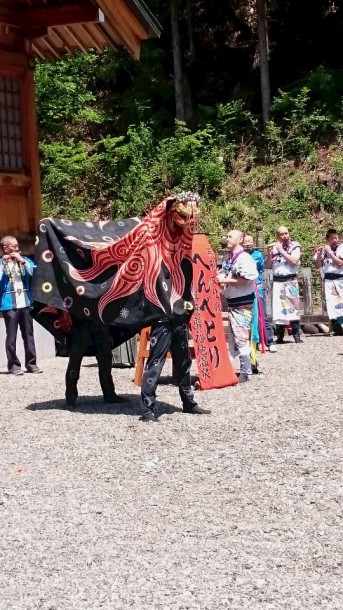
0, 336, 343, 610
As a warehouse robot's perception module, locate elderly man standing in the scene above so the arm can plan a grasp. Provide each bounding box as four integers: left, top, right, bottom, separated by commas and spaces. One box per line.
266, 226, 302, 344
0, 235, 42, 374
218, 230, 258, 382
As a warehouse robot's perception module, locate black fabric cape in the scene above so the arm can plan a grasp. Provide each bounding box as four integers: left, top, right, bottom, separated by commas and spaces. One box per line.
31, 199, 194, 347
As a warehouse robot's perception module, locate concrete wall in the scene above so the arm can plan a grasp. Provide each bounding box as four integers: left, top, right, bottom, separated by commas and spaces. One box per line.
0, 316, 55, 369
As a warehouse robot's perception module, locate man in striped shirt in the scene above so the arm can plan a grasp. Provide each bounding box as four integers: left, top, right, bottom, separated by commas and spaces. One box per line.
0, 236, 41, 375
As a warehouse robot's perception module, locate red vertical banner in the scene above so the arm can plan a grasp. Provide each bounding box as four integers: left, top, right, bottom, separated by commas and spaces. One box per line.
191, 233, 238, 389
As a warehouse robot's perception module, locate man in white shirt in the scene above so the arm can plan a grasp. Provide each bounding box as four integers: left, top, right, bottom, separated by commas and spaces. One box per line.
314, 228, 343, 333
266, 226, 302, 344
218, 230, 258, 382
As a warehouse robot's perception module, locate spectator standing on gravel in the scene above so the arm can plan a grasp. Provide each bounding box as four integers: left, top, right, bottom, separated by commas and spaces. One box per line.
314, 228, 343, 334
218, 230, 258, 382
243, 234, 276, 353
266, 226, 302, 344
0, 236, 42, 375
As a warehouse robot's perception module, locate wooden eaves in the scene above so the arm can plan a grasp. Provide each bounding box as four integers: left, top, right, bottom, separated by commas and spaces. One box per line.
0, 0, 161, 60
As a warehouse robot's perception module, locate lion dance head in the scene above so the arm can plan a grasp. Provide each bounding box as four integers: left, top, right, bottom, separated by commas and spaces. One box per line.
166, 191, 201, 229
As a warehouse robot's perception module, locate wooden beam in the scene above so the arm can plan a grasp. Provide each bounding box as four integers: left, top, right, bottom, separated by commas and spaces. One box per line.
25, 2, 100, 28
69, 23, 98, 51
49, 27, 76, 55
40, 37, 61, 59
64, 25, 89, 54
0, 2, 101, 31
26, 26, 49, 41
0, 49, 28, 68
96, 21, 123, 50
31, 42, 46, 61
97, 0, 141, 58
114, 0, 149, 40
301, 315, 329, 324
80, 23, 104, 53
0, 26, 27, 54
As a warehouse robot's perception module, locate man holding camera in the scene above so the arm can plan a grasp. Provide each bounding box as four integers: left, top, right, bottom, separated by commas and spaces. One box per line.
0, 235, 41, 375
218, 229, 258, 382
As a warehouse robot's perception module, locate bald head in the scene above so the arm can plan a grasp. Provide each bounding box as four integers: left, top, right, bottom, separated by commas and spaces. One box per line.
1, 235, 17, 247
1, 235, 20, 254
227, 229, 244, 252
276, 226, 290, 243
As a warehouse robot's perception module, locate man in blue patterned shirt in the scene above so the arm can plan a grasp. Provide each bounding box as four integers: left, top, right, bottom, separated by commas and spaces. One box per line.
0, 236, 41, 375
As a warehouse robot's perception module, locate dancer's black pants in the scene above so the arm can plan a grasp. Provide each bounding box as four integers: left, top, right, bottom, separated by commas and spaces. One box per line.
2, 307, 37, 372
66, 320, 115, 403
141, 319, 198, 416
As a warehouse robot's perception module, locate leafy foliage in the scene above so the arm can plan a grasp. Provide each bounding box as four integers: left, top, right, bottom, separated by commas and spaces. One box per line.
34, 0, 343, 266
265, 69, 343, 161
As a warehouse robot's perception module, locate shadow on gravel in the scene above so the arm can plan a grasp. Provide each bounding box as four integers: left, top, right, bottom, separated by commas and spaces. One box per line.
81, 367, 198, 388
26, 396, 182, 417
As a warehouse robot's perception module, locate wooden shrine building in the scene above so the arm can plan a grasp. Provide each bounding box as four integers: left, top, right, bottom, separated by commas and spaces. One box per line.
0, 0, 160, 253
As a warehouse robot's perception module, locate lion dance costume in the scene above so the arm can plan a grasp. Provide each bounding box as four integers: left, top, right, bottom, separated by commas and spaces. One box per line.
32, 193, 211, 420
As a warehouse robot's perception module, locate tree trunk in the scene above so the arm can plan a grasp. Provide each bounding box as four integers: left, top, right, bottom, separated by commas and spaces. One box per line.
184, 0, 196, 127
170, 0, 186, 122
256, 0, 271, 128
186, 0, 196, 64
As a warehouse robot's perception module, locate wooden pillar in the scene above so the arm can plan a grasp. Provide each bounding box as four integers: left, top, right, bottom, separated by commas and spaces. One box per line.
301, 268, 313, 315
256, 0, 271, 128
264, 268, 273, 318
0, 29, 41, 254
23, 41, 42, 247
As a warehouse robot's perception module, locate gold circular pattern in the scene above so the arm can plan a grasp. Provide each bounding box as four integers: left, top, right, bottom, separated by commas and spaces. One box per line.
42, 249, 54, 263
84, 307, 90, 316
42, 282, 52, 293
76, 286, 85, 295
35, 236, 39, 246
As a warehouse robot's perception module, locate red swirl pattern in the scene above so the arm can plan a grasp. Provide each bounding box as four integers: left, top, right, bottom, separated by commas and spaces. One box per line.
66, 198, 195, 319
